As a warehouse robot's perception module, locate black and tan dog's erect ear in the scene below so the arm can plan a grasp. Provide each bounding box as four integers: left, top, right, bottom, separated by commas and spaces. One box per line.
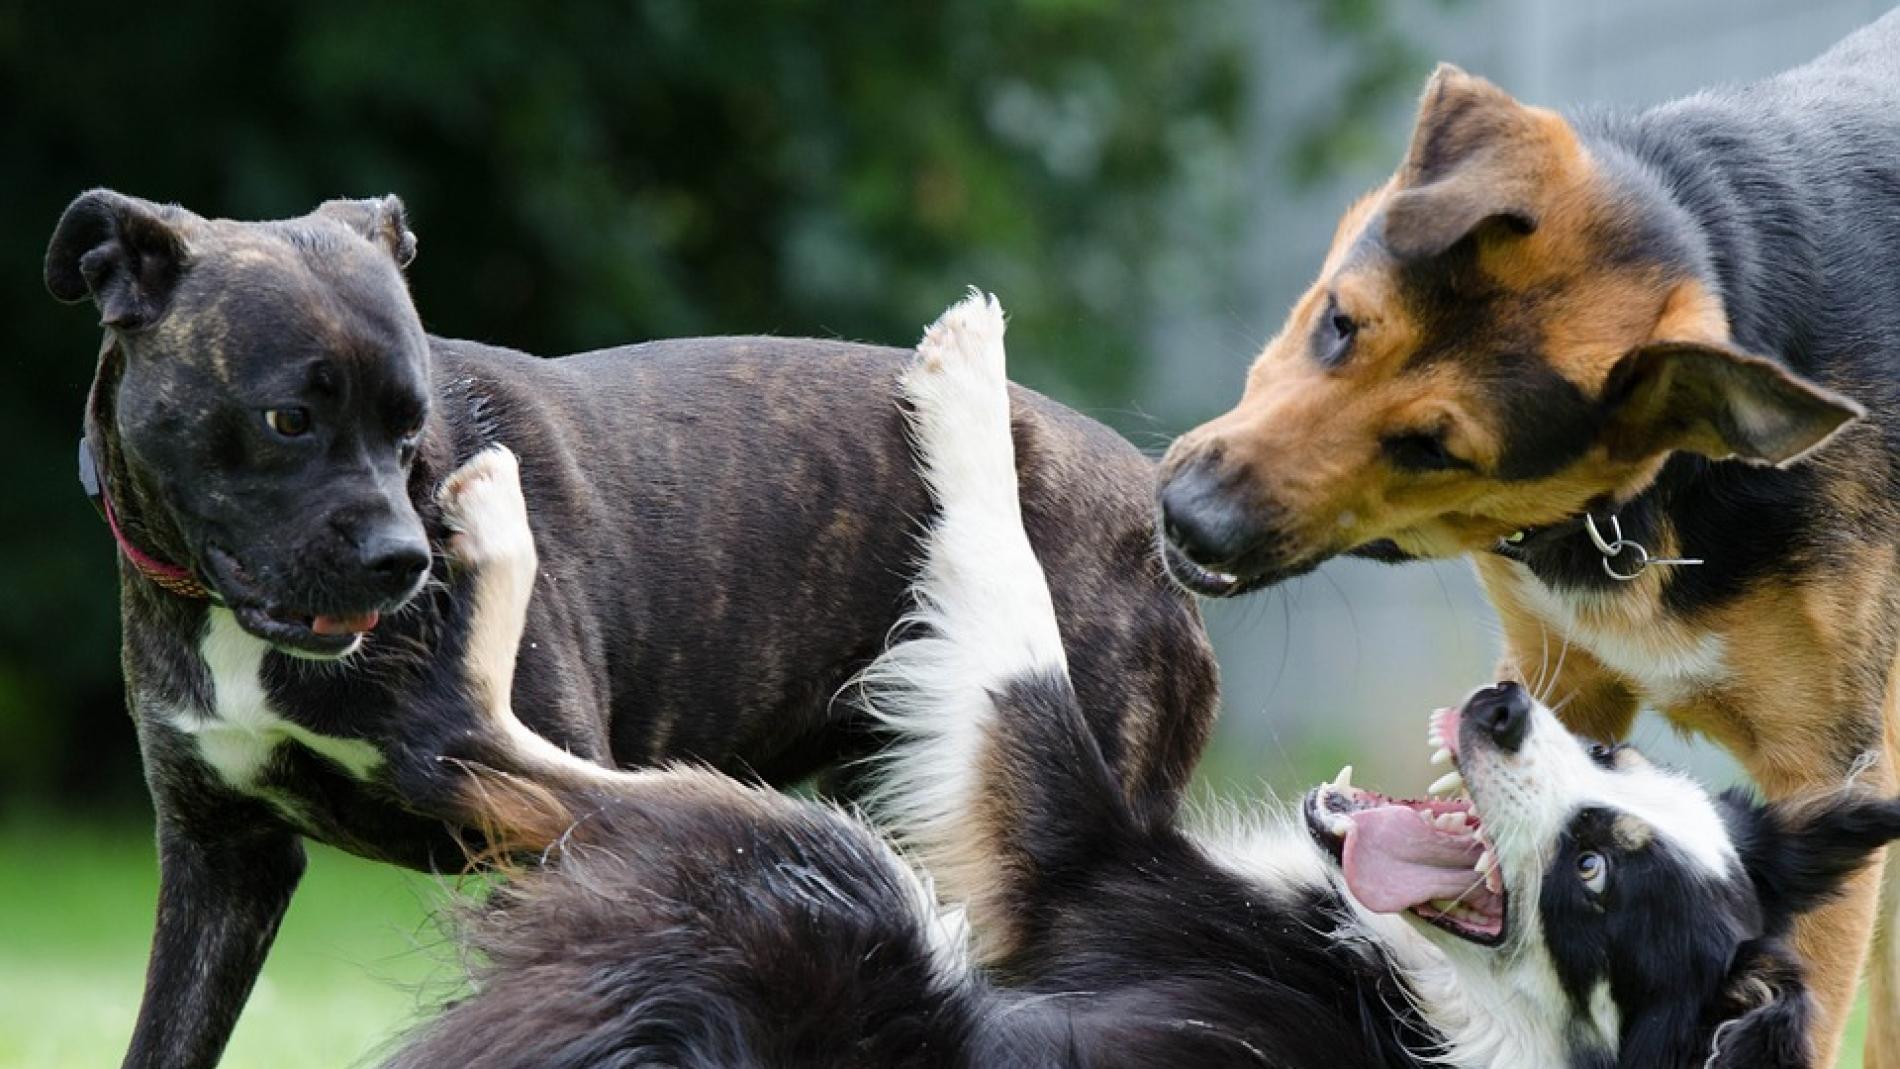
1599, 340, 1864, 467
45, 189, 192, 330
1380, 64, 1558, 260
316, 194, 418, 269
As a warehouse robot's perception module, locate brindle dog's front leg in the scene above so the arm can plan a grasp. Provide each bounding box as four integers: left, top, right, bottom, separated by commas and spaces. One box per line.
121, 779, 304, 1069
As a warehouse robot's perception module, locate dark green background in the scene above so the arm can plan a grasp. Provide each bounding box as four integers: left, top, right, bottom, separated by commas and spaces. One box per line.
1, 0, 1415, 810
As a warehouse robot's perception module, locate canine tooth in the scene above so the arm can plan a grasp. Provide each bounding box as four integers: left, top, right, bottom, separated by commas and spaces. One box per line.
1430, 747, 1452, 767
1485, 867, 1504, 895
1429, 771, 1464, 797
1332, 765, 1354, 791
1477, 848, 1495, 874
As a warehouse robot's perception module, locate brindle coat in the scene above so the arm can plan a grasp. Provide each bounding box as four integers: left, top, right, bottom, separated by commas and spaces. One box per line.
44, 192, 1218, 1069
1158, 15, 1900, 1067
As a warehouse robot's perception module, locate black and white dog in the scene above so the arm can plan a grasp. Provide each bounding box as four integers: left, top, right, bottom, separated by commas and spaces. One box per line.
388, 293, 1900, 1069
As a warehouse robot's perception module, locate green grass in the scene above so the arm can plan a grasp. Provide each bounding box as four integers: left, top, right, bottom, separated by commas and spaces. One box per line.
0, 819, 1873, 1067
0, 820, 460, 1069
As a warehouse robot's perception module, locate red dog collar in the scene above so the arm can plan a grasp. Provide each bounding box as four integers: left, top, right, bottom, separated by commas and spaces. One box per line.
82, 437, 213, 601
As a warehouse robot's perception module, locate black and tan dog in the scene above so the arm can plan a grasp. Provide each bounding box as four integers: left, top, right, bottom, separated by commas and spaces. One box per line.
1157, 15, 1900, 1066
43, 192, 1216, 1069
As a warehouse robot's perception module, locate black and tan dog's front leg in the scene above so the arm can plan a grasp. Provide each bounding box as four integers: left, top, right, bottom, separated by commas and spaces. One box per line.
121, 763, 305, 1069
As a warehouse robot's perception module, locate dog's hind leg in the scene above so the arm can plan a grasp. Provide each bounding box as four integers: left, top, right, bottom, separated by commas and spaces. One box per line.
859, 291, 1146, 962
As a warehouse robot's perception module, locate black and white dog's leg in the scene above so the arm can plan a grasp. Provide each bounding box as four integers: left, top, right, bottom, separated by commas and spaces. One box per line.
862, 291, 1136, 962
408, 447, 633, 842
121, 785, 305, 1069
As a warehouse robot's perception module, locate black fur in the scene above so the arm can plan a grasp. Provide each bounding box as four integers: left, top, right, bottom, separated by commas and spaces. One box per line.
44, 194, 1219, 1069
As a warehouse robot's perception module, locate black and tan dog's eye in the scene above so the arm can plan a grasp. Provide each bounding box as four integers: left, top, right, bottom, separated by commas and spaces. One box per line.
1381, 431, 1469, 473
1577, 851, 1609, 894
1314, 297, 1357, 366
264, 408, 312, 438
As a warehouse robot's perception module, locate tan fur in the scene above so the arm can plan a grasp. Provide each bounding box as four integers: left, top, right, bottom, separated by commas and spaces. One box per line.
1168, 63, 1894, 1064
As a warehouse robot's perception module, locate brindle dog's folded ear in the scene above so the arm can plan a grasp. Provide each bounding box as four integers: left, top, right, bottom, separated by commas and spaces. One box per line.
1599, 340, 1865, 467
1703, 941, 1813, 1069
45, 189, 191, 330
1381, 64, 1548, 261
316, 194, 417, 269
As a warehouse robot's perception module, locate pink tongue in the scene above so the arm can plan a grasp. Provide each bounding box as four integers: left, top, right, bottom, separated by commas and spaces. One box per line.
312, 611, 380, 636
1341, 805, 1493, 913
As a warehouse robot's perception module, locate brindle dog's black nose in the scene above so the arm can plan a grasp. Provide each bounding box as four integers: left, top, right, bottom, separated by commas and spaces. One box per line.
1159, 465, 1253, 570
1465, 681, 1531, 753
361, 530, 430, 592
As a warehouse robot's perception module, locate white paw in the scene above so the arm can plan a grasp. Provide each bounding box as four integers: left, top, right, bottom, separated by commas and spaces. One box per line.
905, 289, 1016, 511
912, 287, 1007, 386
437, 445, 536, 575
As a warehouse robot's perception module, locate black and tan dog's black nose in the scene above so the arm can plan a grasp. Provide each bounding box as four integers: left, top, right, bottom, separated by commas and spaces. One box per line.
1465, 681, 1531, 753
1158, 464, 1254, 570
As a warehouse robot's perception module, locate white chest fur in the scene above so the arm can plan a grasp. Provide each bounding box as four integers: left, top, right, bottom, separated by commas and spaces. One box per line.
167, 608, 384, 791
1499, 563, 1729, 709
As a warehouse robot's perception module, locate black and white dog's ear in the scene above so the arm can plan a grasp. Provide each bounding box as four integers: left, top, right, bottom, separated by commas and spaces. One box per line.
316, 194, 417, 269
1730, 788, 1900, 922
45, 189, 192, 330
1703, 940, 1813, 1069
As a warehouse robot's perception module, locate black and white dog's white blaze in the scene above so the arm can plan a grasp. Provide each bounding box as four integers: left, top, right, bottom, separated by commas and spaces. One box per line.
391, 293, 1900, 1069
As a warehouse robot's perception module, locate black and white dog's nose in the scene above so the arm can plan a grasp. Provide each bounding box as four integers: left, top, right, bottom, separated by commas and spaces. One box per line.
1465, 681, 1531, 753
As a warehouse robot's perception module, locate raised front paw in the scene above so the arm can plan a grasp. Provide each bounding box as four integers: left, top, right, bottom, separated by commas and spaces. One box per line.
437, 445, 537, 578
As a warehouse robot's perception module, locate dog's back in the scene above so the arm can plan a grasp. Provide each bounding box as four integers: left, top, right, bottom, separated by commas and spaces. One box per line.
428, 334, 1216, 796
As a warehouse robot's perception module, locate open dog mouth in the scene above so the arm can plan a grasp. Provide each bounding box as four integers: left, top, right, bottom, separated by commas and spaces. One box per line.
1304, 708, 1507, 946
205, 545, 389, 657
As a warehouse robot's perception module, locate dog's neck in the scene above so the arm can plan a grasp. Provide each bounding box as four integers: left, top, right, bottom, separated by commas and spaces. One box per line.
85, 337, 203, 601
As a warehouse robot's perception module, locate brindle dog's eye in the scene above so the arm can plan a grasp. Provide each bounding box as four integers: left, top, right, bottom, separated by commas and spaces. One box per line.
1381, 431, 1468, 473
264, 408, 312, 438
1577, 851, 1609, 894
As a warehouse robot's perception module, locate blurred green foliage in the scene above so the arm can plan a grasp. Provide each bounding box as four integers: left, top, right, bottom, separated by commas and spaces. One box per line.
0, 0, 1410, 810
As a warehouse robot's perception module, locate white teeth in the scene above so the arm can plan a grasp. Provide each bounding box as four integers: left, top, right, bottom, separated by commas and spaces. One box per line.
1417, 809, 1436, 825
1429, 771, 1464, 797
1436, 811, 1469, 833
1427, 726, 1444, 748
1430, 747, 1452, 767
1332, 765, 1354, 791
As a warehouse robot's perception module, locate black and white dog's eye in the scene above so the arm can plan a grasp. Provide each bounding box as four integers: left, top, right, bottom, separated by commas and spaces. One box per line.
1577, 851, 1609, 894
1381, 431, 1467, 473
1586, 742, 1618, 769
264, 408, 312, 437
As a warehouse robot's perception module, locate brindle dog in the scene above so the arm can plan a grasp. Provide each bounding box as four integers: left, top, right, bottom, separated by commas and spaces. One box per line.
1157, 16, 1900, 1068
44, 192, 1217, 1069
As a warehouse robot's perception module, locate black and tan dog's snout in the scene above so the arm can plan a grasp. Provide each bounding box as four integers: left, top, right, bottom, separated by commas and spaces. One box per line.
1155, 446, 1295, 596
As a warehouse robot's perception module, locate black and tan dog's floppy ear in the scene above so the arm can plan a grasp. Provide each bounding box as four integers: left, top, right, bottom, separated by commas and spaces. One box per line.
1702, 940, 1813, 1069
45, 189, 191, 330
1381, 64, 1548, 260
1600, 340, 1864, 467
317, 195, 417, 269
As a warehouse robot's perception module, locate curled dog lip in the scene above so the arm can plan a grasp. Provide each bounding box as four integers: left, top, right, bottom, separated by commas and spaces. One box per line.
1157, 533, 1320, 598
